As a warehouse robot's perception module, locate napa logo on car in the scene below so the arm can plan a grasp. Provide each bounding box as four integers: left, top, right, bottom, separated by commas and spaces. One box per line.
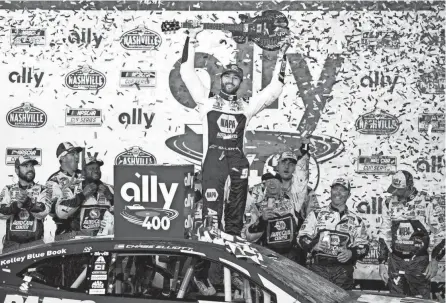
65, 65, 106, 91
355, 109, 399, 135
5, 148, 42, 166
120, 25, 162, 50
6, 102, 47, 128
115, 146, 157, 166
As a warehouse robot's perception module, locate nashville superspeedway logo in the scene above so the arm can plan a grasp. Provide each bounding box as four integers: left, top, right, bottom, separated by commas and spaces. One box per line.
120, 172, 179, 230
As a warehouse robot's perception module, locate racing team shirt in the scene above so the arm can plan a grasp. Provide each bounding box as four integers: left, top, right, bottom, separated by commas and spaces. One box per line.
298, 205, 370, 264
246, 194, 300, 252
247, 182, 319, 221
0, 183, 50, 243
180, 36, 286, 159
46, 169, 85, 221
378, 190, 444, 260
78, 183, 114, 232
260, 153, 317, 218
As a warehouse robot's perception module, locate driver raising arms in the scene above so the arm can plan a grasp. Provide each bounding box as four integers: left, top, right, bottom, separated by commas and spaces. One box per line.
180, 25, 291, 238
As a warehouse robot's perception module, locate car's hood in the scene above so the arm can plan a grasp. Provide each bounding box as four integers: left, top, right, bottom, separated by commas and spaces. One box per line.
348, 291, 437, 303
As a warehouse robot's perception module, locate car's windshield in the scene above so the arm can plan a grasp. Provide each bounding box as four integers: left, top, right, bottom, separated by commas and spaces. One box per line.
253, 244, 352, 303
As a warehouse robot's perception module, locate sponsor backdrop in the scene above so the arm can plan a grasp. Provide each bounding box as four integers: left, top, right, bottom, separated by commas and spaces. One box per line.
0, 1, 444, 282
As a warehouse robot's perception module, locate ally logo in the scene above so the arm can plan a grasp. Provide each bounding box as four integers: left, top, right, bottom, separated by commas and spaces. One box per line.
120, 172, 179, 231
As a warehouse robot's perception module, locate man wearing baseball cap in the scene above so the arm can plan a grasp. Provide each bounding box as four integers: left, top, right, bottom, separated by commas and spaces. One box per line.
58, 156, 114, 237
378, 170, 443, 298
245, 171, 305, 259
180, 23, 291, 296
46, 142, 93, 237
248, 144, 319, 265
0, 156, 51, 253
298, 177, 369, 290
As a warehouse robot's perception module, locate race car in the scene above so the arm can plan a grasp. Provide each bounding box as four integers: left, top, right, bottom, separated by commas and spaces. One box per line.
0, 237, 437, 303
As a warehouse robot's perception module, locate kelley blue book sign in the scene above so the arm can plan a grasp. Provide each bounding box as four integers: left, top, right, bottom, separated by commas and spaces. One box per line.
114, 165, 194, 240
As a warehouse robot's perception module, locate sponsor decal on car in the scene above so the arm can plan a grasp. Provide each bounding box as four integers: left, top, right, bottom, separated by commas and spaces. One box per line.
65, 109, 102, 126
418, 113, 445, 133
0, 249, 67, 266
65, 65, 106, 91
10, 28, 46, 46
115, 146, 156, 166
5, 148, 42, 166
120, 25, 162, 50
120, 70, 156, 88
355, 109, 399, 135
6, 103, 47, 128
356, 154, 397, 174
114, 244, 193, 250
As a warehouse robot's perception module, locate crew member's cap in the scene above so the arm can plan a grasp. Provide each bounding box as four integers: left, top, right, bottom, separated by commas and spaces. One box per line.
387, 170, 413, 194
56, 142, 84, 159
222, 64, 243, 81
85, 156, 104, 167
331, 177, 351, 191
262, 172, 283, 183
279, 151, 298, 164
15, 155, 38, 168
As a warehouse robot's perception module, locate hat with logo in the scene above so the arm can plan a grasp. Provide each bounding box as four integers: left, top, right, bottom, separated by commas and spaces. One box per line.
331, 177, 351, 191
387, 170, 414, 194
56, 142, 84, 159
279, 151, 298, 164
222, 64, 243, 81
15, 155, 38, 168
261, 171, 283, 183
85, 156, 104, 167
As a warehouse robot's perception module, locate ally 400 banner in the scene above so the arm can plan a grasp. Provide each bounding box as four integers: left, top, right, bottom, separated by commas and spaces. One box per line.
0, 1, 444, 281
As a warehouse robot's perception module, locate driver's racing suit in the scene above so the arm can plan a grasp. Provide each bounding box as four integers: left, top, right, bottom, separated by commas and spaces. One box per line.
0, 183, 51, 252
298, 205, 369, 290
378, 190, 444, 298
180, 36, 287, 236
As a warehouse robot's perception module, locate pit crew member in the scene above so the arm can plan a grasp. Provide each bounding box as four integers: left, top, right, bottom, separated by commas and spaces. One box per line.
0, 156, 51, 253
298, 177, 369, 290
245, 172, 303, 262
378, 170, 443, 299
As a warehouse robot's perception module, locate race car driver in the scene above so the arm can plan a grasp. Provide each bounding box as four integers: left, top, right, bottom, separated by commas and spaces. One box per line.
298, 177, 369, 290
0, 156, 51, 253
245, 171, 303, 262
378, 170, 443, 299
46, 142, 92, 238
180, 25, 290, 238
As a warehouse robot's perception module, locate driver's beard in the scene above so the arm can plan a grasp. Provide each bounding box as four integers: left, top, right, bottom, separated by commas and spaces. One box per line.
18, 171, 35, 183
220, 81, 239, 95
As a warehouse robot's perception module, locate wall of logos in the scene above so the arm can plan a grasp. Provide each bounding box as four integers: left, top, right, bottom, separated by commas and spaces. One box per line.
0, 1, 444, 282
